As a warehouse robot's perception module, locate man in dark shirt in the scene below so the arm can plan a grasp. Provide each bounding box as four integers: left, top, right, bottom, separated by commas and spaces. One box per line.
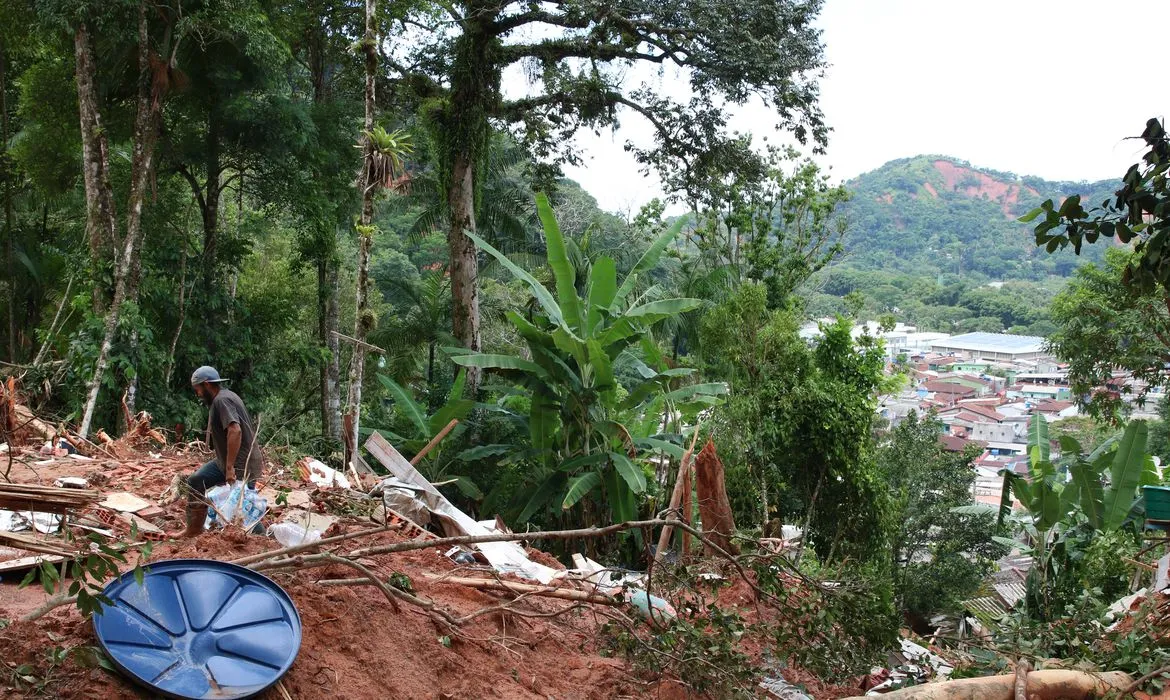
175, 366, 264, 537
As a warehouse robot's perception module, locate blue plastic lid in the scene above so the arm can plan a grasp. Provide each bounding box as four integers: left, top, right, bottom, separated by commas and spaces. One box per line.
93, 559, 302, 699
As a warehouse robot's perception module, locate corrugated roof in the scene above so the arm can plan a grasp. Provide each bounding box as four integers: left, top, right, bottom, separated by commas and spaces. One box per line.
932, 332, 1045, 354
964, 596, 1007, 623
993, 582, 1027, 608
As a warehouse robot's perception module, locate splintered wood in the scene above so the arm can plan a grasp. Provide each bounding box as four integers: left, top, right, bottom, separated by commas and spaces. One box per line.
0, 483, 100, 514
0, 531, 77, 558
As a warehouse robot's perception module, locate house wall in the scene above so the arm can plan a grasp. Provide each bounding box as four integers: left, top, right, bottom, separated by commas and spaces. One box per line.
972, 422, 1022, 443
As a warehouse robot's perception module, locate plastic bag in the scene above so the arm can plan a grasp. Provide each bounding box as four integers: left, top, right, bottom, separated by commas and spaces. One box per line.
268, 522, 322, 547
204, 482, 268, 531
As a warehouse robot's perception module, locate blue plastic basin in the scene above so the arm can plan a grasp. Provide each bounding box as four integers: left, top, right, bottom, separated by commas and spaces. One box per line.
93, 559, 302, 699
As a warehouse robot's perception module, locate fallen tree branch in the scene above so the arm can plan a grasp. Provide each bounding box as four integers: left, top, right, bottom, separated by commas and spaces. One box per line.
20, 593, 77, 622
229, 524, 390, 566
1124, 664, 1170, 697
315, 552, 400, 613
456, 600, 586, 626
424, 573, 619, 605
839, 670, 1133, 700
274, 552, 461, 627
1014, 660, 1029, 700
250, 516, 784, 612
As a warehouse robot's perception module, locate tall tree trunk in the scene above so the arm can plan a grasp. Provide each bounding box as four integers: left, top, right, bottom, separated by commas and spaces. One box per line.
201, 106, 221, 301
164, 240, 188, 386
74, 23, 118, 314
345, 0, 379, 456
448, 151, 481, 394
324, 253, 342, 441
78, 2, 159, 439
1, 35, 14, 362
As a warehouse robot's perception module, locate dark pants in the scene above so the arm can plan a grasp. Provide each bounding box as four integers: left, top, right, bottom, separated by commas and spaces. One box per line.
185, 461, 260, 532
185, 460, 256, 498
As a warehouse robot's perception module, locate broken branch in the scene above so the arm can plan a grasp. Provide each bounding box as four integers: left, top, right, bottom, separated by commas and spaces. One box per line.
424, 573, 619, 605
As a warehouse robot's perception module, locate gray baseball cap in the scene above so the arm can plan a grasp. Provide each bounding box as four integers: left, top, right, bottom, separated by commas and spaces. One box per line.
190, 366, 229, 386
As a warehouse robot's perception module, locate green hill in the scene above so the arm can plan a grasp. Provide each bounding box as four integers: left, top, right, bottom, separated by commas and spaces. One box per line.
839, 156, 1118, 280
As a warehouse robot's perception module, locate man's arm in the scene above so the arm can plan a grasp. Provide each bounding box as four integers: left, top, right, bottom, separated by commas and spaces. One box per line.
224, 422, 241, 482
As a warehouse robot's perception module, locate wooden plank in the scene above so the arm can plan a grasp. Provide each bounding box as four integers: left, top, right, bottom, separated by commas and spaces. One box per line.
365, 432, 560, 584
0, 554, 66, 574
0, 531, 75, 557
365, 433, 440, 496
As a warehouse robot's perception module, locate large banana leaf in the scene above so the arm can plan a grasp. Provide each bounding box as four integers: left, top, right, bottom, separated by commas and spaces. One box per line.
562, 471, 602, 509
551, 326, 588, 370
587, 339, 615, 391
1103, 420, 1149, 531
1142, 455, 1161, 486
996, 472, 1013, 529
663, 382, 730, 403
530, 389, 560, 453
1068, 461, 1105, 529
428, 368, 471, 434
635, 437, 685, 460
536, 193, 583, 334
507, 311, 556, 349
611, 452, 646, 494
557, 453, 611, 472
1027, 413, 1049, 469
465, 229, 563, 326
451, 353, 552, 381
587, 256, 617, 335
518, 472, 566, 522
456, 444, 517, 461
530, 344, 584, 391
615, 217, 685, 304
377, 374, 428, 435
599, 298, 704, 347
1033, 477, 1064, 531
603, 467, 638, 529
451, 476, 484, 499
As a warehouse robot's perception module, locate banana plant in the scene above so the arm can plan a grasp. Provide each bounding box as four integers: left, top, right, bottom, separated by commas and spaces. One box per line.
999, 414, 1153, 534
451, 194, 726, 527
994, 414, 1155, 617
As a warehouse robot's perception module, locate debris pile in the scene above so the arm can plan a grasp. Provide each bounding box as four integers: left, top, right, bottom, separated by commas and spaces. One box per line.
0, 394, 938, 699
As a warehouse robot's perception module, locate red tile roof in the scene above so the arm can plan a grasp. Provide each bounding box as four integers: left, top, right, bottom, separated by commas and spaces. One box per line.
924, 381, 976, 397
959, 404, 1006, 422
940, 434, 987, 452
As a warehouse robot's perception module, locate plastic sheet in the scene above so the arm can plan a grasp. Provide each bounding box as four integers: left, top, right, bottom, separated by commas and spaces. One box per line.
268, 522, 321, 547
203, 483, 267, 531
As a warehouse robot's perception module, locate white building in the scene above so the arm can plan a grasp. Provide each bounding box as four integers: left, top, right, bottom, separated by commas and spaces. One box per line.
931, 332, 1048, 363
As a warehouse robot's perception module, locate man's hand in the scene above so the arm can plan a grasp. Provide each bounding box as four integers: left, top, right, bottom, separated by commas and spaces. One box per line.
225, 422, 242, 483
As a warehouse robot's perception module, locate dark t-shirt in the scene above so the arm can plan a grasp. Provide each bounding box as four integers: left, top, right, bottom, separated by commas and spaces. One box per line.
208, 389, 263, 481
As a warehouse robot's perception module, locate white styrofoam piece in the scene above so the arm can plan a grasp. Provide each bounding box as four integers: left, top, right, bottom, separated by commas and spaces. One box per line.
306, 459, 351, 489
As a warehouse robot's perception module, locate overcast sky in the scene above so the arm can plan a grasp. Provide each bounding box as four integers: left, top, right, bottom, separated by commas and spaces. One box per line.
559, 0, 1170, 214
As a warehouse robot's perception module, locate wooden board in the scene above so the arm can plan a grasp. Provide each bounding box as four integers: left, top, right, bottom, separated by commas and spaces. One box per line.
0, 554, 66, 575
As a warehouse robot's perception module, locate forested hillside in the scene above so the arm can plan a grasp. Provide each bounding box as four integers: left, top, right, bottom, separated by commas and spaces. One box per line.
839, 155, 1117, 279
797, 156, 1122, 335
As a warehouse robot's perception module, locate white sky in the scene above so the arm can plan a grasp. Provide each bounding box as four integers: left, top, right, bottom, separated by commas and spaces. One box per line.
559, 0, 1170, 214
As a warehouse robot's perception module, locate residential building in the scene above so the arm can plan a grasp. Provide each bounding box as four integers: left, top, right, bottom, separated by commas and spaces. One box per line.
1034, 400, 1078, 420
971, 422, 1023, 444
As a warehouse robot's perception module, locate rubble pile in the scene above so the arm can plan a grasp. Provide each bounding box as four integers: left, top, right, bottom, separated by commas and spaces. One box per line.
0, 394, 962, 699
